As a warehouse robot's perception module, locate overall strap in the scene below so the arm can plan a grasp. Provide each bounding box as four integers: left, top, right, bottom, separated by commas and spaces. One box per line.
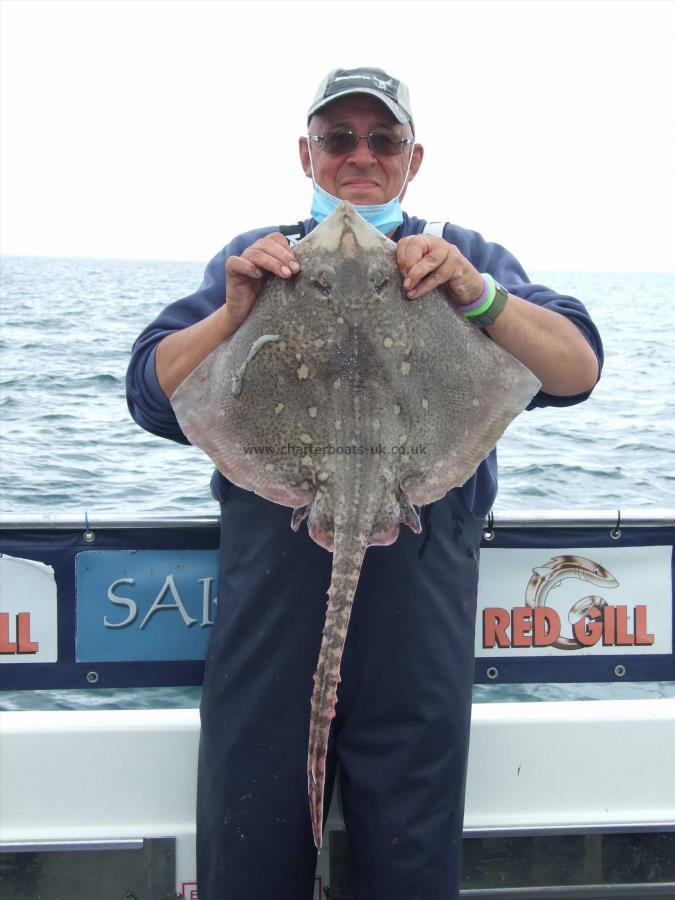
422, 220, 446, 238
279, 221, 306, 246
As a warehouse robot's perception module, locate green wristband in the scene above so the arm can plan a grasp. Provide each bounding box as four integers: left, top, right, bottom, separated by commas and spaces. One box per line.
470, 280, 509, 327
462, 274, 497, 319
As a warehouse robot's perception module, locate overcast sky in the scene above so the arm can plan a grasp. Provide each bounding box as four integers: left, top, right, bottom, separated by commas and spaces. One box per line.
1, 0, 674, 272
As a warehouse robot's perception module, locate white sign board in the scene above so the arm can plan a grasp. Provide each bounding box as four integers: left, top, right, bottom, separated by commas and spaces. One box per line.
0, 553, 58, 663
476, 545, 672, 657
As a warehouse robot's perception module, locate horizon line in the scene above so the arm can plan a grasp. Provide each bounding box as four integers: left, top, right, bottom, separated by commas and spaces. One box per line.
1, 252, 673, 277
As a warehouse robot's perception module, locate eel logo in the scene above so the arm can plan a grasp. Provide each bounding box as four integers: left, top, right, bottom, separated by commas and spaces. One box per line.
525, 555, 618, 650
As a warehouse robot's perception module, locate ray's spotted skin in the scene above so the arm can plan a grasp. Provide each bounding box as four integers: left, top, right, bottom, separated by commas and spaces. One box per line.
170, 203, 541, 847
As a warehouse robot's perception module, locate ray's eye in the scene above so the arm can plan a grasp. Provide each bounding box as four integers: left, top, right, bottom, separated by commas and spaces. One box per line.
312, 270, 334, 298
312, 280, 330, 297
369, 266, 389, 296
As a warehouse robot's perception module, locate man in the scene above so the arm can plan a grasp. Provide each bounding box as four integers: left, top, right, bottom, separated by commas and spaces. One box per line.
127, 67, 602, 900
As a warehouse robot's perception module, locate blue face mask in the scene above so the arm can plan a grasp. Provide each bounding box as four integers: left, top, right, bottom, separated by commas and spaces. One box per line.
311, 183, 404, 236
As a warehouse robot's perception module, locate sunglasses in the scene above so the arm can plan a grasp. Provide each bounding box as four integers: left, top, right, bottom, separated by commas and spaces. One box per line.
308, 130, 414, 157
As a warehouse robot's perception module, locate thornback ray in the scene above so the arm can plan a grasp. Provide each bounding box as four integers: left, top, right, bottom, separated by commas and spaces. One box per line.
170, 202, 541, 848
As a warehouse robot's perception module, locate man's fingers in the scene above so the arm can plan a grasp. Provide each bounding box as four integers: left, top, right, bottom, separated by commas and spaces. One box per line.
407, 270, 448, 299
243, 235, 300, 278
224, 231, 302, 326
404, 250, 452, 294
227, 257, 264, 281
396, 236, 483, 304
396, 237, 427, 277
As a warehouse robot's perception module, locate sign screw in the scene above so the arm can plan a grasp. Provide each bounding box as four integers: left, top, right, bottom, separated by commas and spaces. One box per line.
614, 664, 626, 678
486, 666, 499, 680
86, 671, 99, 684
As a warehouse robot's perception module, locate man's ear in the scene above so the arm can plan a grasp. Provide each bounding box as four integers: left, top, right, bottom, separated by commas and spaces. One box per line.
299, 136, 313, 179
407, 143, 424, 182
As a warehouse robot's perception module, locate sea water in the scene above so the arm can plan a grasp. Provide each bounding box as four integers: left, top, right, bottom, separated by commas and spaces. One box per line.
1, 256, 674, 709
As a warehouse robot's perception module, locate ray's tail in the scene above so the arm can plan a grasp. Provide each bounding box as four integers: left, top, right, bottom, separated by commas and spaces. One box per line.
308, 523, 369, 849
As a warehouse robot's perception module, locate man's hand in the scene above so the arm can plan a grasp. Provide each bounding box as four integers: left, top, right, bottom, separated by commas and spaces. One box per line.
224, 233, 300, 331
156, 233, 299, 399
396, 235, 484, 306
396, 235, 598, 396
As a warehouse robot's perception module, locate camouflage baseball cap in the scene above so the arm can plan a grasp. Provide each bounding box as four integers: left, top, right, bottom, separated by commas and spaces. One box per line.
308, 67, 414, 132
